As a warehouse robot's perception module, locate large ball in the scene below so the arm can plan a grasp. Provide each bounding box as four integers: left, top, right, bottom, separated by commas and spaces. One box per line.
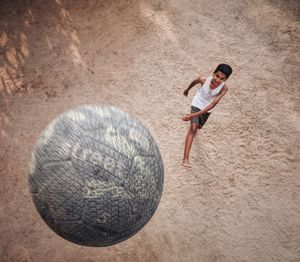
28, 104, 164, 247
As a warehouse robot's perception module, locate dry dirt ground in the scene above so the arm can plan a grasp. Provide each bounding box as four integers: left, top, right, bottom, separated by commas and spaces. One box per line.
0, 0, 299, 261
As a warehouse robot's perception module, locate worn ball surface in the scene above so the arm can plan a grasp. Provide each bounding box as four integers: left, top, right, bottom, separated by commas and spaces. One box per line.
28, 105, 164, 247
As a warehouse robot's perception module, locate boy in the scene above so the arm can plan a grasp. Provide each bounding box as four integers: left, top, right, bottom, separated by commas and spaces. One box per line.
181, 64, 232, 168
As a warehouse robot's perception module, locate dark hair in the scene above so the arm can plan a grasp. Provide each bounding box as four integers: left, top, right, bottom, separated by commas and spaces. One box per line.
214, 64, 232, 79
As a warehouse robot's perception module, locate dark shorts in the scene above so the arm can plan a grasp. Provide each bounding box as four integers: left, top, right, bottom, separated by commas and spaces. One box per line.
191, 106, 210, 128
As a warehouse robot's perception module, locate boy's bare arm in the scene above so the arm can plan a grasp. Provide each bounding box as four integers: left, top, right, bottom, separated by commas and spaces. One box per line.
182, 85, 228, 121
183, 76, 206, 96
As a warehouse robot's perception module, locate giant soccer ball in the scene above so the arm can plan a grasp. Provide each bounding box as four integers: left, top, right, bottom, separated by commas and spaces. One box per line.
28, 104, 164, 247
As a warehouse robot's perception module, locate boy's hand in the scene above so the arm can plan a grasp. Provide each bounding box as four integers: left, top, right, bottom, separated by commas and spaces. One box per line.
182, 114, 192, 121
183, 89, 189, 96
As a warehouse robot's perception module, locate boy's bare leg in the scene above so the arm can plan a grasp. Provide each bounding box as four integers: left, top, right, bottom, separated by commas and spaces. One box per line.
182, 123, 198, 168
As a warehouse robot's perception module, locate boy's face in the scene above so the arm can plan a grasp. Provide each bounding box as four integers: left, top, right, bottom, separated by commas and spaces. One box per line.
211, 71, 227, 87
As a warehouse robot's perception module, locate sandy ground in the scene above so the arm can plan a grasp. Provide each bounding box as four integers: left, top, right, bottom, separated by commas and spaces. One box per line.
0, 0, 300, 261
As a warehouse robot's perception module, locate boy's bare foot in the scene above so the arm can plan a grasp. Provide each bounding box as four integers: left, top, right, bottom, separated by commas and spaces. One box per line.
181, 160, 192, 168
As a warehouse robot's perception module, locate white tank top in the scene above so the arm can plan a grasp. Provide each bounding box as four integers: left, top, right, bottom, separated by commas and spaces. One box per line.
191, 76, 224, 112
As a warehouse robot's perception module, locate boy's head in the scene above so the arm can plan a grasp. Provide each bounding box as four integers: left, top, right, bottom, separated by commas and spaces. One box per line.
214, 64, 232, 79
